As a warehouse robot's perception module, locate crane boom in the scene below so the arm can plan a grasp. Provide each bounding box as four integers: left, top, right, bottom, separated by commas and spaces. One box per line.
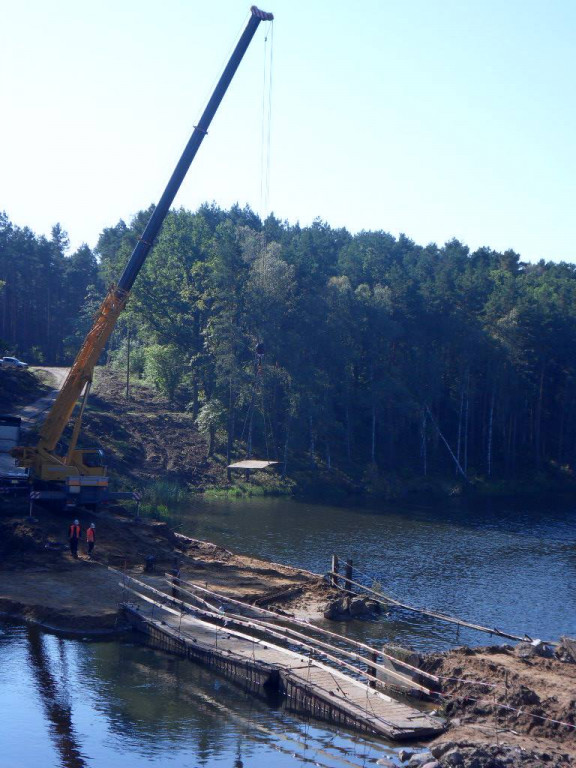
14, 6, 273, 502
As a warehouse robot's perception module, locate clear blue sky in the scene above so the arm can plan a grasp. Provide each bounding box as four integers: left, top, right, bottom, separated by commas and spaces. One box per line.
2, 0, 575, 262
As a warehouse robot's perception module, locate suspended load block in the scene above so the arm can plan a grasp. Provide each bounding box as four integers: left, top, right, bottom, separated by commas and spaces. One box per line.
227, 460, 278, 469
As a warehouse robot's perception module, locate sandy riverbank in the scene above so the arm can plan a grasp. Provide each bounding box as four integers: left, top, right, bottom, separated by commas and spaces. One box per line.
0, 503, 331, 633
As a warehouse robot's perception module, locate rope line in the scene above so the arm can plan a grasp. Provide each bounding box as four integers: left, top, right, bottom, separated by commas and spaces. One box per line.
437, 675, 502, 688
259, 19, 273, 218
146, 583, 576, 732
331, 559, 556, 645
172, 574, 439, 684
121, 572, 576, 739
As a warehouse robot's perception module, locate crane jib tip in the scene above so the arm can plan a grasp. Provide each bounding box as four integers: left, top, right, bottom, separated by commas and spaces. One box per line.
250, 6, 274, 21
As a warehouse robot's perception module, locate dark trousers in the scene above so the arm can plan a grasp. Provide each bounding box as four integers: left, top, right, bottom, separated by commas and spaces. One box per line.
69, 538, 79, 558
87, 541, 94, 555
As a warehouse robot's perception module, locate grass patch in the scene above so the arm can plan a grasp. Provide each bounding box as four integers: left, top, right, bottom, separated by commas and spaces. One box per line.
32, 367, 58, 389
203, 480, 293, 499
132, 479, 191, 520
116, 478, 192, 521
139, 502, 172, 520
143, 478, 189, 503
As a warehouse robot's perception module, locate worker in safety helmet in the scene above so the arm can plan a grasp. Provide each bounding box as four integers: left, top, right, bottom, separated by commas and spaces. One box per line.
68, 519, 81, 559
86, 523, 96, 557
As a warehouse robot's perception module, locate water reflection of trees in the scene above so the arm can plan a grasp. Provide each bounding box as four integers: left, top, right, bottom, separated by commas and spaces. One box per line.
16, 627, 391, 767
26, 626, 88, 768
75, 640, 237, 761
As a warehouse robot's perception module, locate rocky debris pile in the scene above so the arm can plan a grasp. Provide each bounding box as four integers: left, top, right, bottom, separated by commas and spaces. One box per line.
0, 367, 48, 410
513, 638, 555, 660
555, 636, 576, 665
435, 741, 573, 767
0, 519, 46, 560
417, 741, 570, 767
323, 594, 381, 620
377, 742, 573, 767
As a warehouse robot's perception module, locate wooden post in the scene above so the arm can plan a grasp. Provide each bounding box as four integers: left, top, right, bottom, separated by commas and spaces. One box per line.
368, 650, 378, 688
330, 555, 339, 587
171, 560, 181, 599
344, 559, 353, 593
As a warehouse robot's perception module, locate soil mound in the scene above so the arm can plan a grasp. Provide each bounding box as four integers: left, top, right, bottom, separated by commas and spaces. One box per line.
423, 645, 576, 766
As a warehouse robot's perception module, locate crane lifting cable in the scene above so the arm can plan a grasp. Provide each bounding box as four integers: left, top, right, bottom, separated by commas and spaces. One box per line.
260, 15, 273, 218
229, 341, 277, 469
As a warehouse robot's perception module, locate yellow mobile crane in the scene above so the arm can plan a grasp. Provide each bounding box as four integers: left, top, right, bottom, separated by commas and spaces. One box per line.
11, 7, 273, 509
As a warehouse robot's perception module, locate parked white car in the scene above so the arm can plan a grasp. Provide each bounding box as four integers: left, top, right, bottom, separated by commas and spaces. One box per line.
0, 356, 29, 368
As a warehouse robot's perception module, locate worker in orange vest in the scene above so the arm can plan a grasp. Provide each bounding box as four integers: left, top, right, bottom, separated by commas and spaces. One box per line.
68, 519, 81, 558
86, 523, 96, 556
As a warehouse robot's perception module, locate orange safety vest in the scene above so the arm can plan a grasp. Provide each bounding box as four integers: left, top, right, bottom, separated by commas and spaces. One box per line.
69, 524, 81, 539
87, 528, 95, 543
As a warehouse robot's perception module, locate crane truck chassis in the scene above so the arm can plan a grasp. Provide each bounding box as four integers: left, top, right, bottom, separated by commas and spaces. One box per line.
7, 6, 273, 510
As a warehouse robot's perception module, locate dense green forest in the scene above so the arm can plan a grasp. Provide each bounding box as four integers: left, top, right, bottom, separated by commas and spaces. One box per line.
2, 205, 576, 497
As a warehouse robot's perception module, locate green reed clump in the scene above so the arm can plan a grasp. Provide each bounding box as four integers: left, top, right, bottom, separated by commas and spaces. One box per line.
136, 479, 189, 518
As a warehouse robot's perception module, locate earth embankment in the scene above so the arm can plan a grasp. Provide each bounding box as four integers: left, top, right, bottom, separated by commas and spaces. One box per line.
0, 502, 329, 633
424, 644, 576, 767
84, 368, 228, 490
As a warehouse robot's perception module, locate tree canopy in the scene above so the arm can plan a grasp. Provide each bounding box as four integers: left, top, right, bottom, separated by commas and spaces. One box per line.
3, 205, 576, 494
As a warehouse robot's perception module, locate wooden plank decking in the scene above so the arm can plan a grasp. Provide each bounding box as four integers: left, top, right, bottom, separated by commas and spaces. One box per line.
123, 596, 445, 742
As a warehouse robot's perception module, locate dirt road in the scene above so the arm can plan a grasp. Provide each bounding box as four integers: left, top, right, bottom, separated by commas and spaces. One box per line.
0, 366, 70, 478
18, 366, 69, 431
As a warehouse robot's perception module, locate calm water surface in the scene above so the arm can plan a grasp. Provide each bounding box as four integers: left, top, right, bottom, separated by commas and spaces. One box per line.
0, 621, 397, 768
2, 498, 575, 767
177, 497, 576, 651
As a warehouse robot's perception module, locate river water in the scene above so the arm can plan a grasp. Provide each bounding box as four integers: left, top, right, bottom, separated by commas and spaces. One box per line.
2, 498, 575, 767
178, 497, 576, 651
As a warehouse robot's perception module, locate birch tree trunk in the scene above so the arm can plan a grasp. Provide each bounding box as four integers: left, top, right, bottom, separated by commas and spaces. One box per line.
226, 378, 235, 481
464, 374, 470, 475
487, 389, 495, 477
420, 409, 428, 476
534, 366, 545, 469
309, 413, 316, 468
456, 375, 465, 474
371, 404, 376, 464
282, 419, 290, 479
345, 402, 352, 462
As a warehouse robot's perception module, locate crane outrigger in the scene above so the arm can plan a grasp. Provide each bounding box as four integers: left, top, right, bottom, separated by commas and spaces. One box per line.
11, 6, 273, 509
